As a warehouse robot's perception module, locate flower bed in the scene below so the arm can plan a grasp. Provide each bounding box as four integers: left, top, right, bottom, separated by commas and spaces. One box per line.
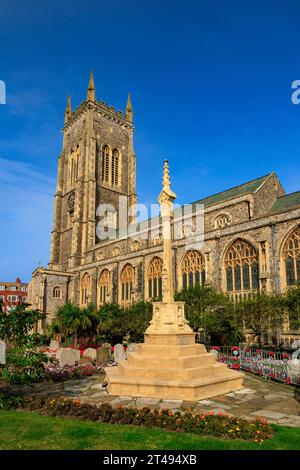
0, 394, 273, 443
44, 363, 105, 382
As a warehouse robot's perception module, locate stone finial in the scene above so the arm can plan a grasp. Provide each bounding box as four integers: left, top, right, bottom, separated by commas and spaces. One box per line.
87, 71, 96, 102
64, 95, 72, 124
162, 159, 171, 191
158, 159, 176, 206
125, 92, 133, 122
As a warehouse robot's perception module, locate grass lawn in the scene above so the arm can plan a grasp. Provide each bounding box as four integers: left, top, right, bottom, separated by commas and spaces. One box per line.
0, 410, 300, 450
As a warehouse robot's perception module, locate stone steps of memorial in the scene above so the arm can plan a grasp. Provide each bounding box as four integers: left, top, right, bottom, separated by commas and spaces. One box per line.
136, 343, 205, 356
126, 351, 216, 369
106, 366, 244, 400
117, 361, 229, 380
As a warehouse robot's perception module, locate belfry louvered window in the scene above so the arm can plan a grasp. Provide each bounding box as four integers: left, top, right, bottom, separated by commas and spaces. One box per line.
101, 145, 110, 183
111, 149, 119, 186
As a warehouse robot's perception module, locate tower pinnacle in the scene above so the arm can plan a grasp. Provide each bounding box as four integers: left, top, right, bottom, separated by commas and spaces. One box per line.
125, 92, 133, 122
64, 95, 72, 124
87, 71, 96, 102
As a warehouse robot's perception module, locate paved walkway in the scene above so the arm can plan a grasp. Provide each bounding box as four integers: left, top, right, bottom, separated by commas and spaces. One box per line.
11, 372, 300, 427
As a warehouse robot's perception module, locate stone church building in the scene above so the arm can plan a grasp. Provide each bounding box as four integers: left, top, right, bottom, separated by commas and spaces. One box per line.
28, 73, 300, 345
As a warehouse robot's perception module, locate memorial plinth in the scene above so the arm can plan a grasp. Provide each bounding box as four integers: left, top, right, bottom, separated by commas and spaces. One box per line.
105, 161, 244, 400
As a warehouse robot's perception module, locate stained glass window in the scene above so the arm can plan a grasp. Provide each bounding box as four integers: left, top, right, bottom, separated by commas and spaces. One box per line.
181, 251, 206, 289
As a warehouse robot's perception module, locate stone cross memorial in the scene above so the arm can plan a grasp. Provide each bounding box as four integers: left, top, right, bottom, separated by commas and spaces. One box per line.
105, 161, 244, 400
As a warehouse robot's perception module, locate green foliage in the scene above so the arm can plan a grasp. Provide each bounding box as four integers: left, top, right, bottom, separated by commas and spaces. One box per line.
56, 302, 92, 348
97, 302, 152, 344
234, 292, 284, 346
54, 301, 152, 345
0, 304, 48, 384
52, 285, 297, 348
0, 395, 273, 443
284, 286, 300, 330
1, 348, 47, 384
175, 286, 242, 345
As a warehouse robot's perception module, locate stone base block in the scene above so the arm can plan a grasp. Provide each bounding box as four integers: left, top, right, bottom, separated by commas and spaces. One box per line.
105, 333, 244, 401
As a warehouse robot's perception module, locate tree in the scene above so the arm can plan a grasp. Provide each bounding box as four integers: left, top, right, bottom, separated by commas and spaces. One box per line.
97, 302, 152, 344
0, 304, 48, 384
56, 302, 92, 348
81, 303, 99, 343
284, 286, 300, 331
121, 302, 153, 343
175, 286, 241, 345
235, 292, 284, 346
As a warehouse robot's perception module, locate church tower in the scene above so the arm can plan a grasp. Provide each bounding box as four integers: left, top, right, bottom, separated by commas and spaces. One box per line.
49, 73, 137, 271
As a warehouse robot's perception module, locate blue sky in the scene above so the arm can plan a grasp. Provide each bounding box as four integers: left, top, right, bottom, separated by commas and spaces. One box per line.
1, 0, 300, 282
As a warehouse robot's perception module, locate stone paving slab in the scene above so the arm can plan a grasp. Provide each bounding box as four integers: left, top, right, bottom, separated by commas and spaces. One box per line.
159, 400, 183, 410
9, 372, 300, 427
250, 409, 286, 420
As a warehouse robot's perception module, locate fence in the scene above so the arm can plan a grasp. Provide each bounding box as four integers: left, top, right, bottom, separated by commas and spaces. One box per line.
208, 346, 300, 386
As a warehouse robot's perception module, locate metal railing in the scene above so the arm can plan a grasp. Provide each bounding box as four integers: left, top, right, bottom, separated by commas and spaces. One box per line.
208, 346, 300, 386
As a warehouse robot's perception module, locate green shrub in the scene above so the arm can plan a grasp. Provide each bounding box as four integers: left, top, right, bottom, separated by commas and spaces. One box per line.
0, 305, 49, 384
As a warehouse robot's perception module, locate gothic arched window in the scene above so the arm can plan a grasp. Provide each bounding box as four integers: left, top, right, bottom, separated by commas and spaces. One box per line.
53, 286, 61, 299
81, 273, 91, 306
101, 145, 110, 183
98, 270, 109, 305
111, 149, 119, 186
120, 264, 134, 305
283, 226, 300, 287
181, 251, 205, 290
225, 239, 259, 300
148, 257, 163, 299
